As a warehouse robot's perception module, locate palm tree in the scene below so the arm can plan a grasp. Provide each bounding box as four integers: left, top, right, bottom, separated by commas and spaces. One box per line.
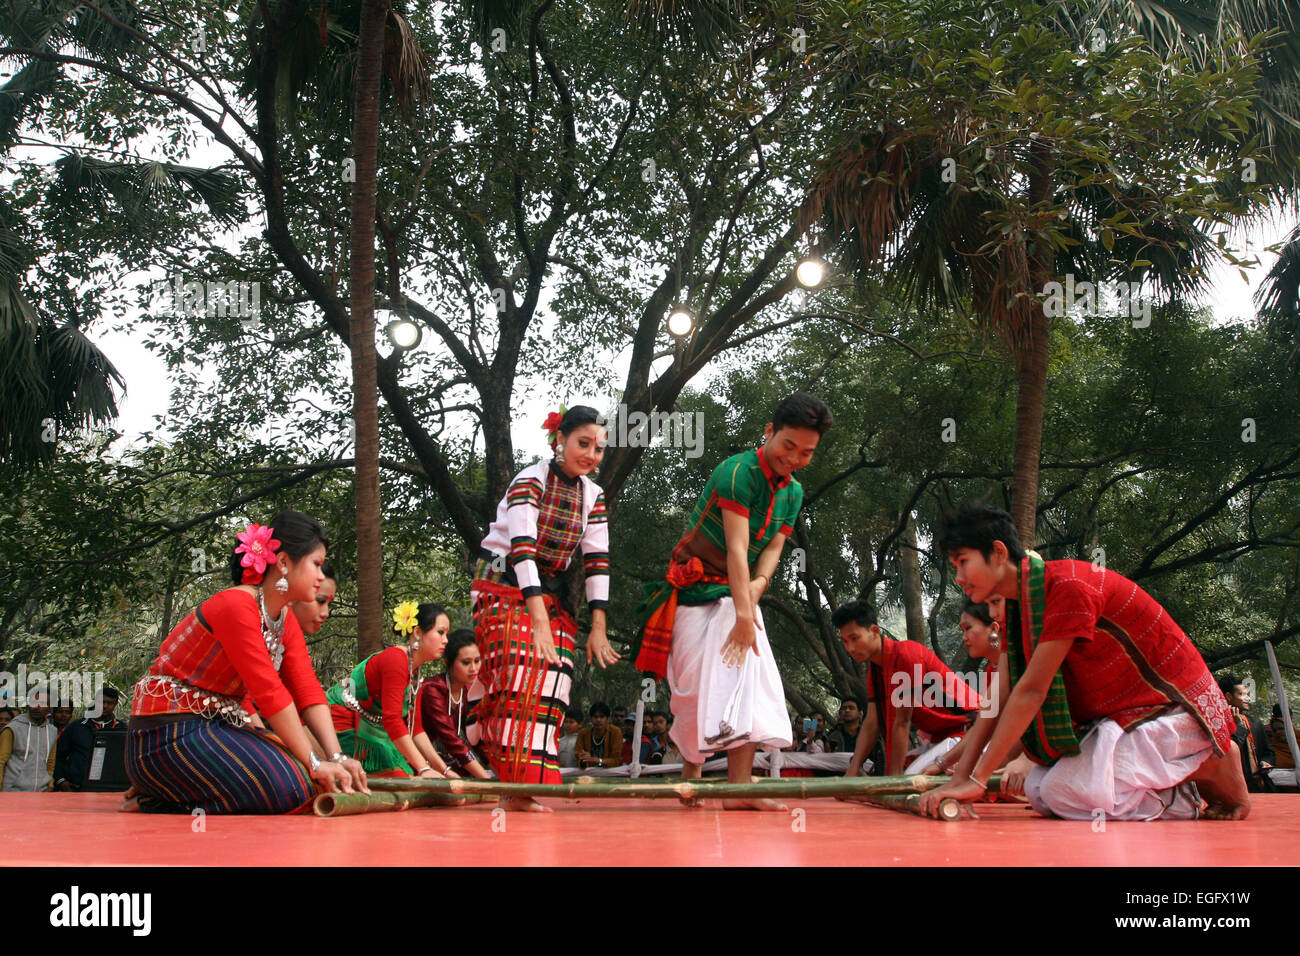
801, 0, 1289, 545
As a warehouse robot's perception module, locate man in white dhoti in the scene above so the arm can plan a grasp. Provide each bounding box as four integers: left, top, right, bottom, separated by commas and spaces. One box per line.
635, 394, 834, 809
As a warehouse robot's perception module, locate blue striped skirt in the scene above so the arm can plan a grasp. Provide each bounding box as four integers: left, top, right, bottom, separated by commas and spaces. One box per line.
126, 717, 315, 814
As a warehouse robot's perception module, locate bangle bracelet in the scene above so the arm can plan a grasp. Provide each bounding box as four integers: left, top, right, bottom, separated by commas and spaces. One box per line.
970, 772, 989, 791
415, 765, 434, 775
308, 752, 322, 771
329, 751, 347, 763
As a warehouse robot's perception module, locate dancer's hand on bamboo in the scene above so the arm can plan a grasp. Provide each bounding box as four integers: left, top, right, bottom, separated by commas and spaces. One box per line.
721, 616, 759, 668
314, 760, 356, 794
532, 616, 560, 665
341, 757, 370, 794
918, 779, 984, 819
587, 628, 621, 669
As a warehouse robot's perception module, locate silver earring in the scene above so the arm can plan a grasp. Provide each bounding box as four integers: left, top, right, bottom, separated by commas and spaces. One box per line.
275, 575, 289, 593
553, 443, 566, 465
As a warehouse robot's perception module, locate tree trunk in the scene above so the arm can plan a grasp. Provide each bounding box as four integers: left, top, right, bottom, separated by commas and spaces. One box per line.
350, 0, 389, 659
899, 513, 927, 644
1008, 141, 1055, 549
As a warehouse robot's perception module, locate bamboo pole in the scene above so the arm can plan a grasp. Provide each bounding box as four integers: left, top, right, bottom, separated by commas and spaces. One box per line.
840, 792, 963, 821
313, 789, 486, 818
366, 773, 1001, 802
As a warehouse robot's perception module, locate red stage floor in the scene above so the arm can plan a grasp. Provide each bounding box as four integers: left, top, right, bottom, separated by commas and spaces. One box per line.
2, 792, 1296, 867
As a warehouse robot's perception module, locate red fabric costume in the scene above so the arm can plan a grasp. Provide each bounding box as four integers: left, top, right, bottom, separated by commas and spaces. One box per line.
868, 636, 982, 768
134, 588, 326, 718
1035, 560, 1232, 753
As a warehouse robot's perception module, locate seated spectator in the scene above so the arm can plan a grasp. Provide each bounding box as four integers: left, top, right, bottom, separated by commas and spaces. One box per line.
0, 690, 58, 792
827, 698, 864, 753
612, 705, 628, 728
1270, 704, 1300, 770
558, 708, 584, 769
621, 714, 637, 764
575, 701, 623, 769
1218, 675, 1274, 792
660, 714, 682, 764
798, 712, 829, 754
640, 711, 667, 763
54, 687, 125, 791
0, 706, 15, 733
52, 700, 74, 736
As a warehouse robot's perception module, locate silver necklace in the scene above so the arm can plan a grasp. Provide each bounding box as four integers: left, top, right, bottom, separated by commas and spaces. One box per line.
258, 587, 287, 671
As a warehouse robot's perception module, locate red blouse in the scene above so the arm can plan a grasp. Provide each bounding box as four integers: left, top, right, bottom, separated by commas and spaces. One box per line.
134, 588, 326, 718
363, 646, 420, 743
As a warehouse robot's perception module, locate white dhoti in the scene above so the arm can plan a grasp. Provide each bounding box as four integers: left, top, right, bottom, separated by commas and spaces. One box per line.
667, 597, 792, 765
904, 734, 962, 774
1025, 707, 1212, 821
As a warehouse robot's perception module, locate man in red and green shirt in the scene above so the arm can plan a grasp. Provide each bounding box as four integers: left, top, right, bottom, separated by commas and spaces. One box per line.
637, 393, 833, 810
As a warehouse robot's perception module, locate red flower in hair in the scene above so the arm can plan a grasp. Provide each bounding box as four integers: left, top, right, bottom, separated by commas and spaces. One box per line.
542, 411, 563, 433
235, 523, 281, 585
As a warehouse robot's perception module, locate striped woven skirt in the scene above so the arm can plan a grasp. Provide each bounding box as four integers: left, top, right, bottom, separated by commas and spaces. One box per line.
126, 717, 314, 814
472, 579, 575, 784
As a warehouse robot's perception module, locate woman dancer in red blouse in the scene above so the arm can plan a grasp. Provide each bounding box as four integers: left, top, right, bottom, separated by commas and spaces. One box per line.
326, 602, 453, 777
126, 512, 367, 813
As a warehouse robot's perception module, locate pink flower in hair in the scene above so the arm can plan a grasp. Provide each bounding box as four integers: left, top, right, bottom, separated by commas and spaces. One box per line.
235, 523, 281, 583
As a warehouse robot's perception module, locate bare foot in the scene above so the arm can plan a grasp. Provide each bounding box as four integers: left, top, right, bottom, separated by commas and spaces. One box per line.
501, 796, 552, 813
722, 797, 787, 811
679, 796, 704, 808
1190, 742, 1251, 821
118, 795, 142, 813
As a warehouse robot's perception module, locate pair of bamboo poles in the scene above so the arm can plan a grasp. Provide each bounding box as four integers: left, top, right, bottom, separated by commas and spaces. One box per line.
312, 773, 1004, 821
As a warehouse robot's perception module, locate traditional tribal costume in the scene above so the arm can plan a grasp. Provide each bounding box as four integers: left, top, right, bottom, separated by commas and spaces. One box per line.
1007, 557, 1233, 821
127, 589, 323, 813
638, 447, 798, 763
326, 646, 423, 776
418, 674, 488, 774
472, 460, 609, 783
867, 635, 982, 773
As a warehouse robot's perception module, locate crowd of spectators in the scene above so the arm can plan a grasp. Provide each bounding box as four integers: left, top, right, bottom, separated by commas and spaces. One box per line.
0, 687, 125, 792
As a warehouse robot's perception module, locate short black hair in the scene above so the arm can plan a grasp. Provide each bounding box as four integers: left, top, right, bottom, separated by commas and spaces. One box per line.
771, 393, 833, 436
100, 686, 120, 702
830, 600, 878, 630
590, 701, 611, 718
1217, 674, 1243, 698
960, 598, 996, 626
938, 499, 1026, 563
840, 696, 864, 711
565, 707, 585, 723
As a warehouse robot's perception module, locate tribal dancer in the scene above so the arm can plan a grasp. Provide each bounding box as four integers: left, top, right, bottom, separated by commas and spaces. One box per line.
920, 500, 1249, 821
833, 601, 982, 776
472, 405, 620, 811
919, 598, 1036, 794
326, 602, 452, 778
638, 393, 832, 810
125, 512, 367, 813
419, 629, 493, 779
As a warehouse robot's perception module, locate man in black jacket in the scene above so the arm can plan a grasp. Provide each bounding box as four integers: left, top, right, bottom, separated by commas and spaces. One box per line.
54, 687, 124, 791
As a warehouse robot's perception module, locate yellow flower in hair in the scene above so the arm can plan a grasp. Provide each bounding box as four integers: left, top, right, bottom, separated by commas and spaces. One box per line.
392, 600, 420, 637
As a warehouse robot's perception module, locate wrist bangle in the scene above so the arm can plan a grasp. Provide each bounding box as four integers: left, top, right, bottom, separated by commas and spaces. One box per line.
329, 751, 347, 763
308, 752, 321, 771
415, 766, 434, 776
970, 772, 989, 791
